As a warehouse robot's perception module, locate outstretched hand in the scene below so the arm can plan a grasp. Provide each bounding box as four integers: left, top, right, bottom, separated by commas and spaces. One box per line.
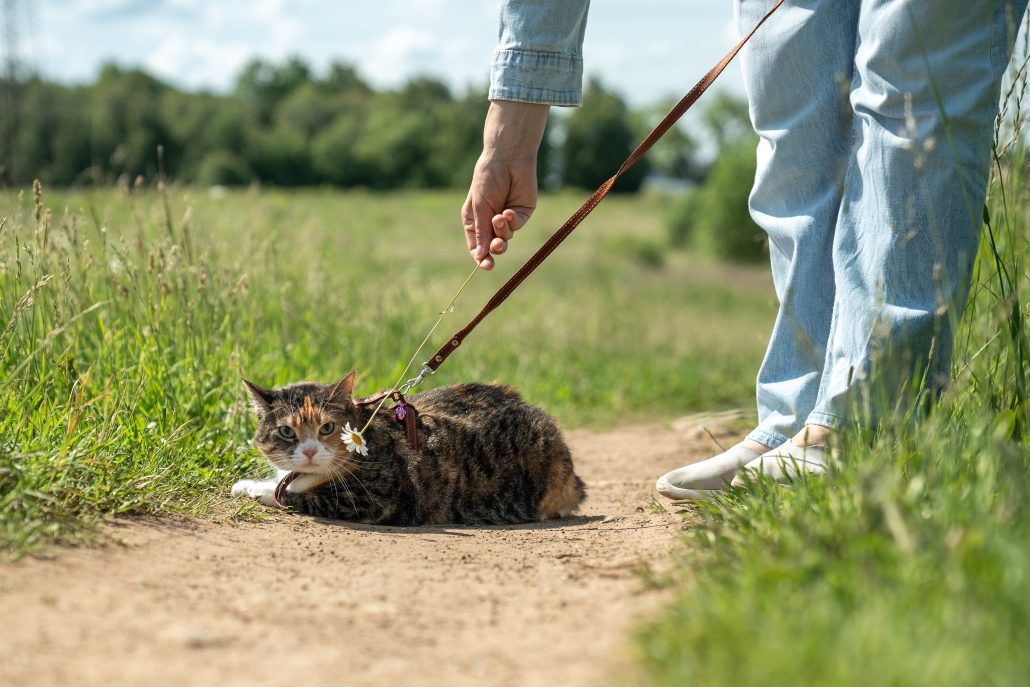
461, 101, 550, 270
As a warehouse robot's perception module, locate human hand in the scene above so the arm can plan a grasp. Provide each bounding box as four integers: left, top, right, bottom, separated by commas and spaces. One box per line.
462, 101, 550, 270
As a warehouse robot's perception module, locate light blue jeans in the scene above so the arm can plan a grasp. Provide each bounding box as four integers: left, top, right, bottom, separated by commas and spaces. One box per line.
491, 0, 1028, 445
736, 0, 1027, 446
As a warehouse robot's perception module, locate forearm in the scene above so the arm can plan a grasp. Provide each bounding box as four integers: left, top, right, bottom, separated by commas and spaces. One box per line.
481, 101, 550, 162
490, 0, 591, 106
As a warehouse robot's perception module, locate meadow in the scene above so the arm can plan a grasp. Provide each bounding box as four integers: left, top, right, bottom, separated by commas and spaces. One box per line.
2, 111, 1029, 687
0, 185, 773, 554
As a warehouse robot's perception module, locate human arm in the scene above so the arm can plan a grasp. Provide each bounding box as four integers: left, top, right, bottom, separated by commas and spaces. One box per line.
464, 0, 591, 270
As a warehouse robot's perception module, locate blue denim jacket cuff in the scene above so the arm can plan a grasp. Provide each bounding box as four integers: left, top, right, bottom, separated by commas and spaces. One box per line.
489, 49, 583, 106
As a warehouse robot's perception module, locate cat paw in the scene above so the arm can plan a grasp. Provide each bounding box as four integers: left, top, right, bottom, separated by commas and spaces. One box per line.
230, 479, 279, 507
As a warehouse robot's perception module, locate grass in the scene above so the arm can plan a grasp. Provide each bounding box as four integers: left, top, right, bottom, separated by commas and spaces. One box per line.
0, 185, 773, 555
7, 95, 1025, 687
634, 49, 1030, 687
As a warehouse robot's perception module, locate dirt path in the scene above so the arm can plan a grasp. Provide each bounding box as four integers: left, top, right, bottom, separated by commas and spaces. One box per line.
0, 415, 740, 687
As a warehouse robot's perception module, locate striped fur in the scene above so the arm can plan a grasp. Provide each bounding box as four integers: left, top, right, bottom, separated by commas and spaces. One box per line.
245, 378, 585, 525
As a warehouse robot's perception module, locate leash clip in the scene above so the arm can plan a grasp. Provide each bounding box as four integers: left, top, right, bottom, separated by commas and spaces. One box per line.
398, 364, 434, 395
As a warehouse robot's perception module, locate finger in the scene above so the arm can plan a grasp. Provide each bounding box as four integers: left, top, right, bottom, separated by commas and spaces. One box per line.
491, 214, 514, 241
489, 237, 508, 255
505, 207, 532, 232
472, 200, 494, 262
461, 195, 477, 254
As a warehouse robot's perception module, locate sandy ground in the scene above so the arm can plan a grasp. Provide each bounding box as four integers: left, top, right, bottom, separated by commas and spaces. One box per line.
0, 414, 742, 687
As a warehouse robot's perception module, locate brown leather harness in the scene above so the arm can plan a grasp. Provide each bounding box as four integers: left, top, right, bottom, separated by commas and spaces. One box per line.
354, 389, 420, 451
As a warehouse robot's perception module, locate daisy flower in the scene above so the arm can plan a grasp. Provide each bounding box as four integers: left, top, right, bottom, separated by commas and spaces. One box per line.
342, 422, 369, 456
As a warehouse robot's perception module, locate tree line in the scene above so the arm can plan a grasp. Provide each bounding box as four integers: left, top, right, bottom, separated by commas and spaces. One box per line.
0, 57, 719, 192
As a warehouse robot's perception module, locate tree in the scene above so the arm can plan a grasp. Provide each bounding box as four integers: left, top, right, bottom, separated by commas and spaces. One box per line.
562, 77, 648, 192
236, 56, 313, 124
321, 62, 372, 95
668, 139, 765, 262
90, 64, 173, 181
699, 91, 753, 151
637, 98, 700, 181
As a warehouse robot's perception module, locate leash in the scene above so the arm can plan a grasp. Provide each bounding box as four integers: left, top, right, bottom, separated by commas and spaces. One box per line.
347, 0, 784, 447
423, 0, 784, 374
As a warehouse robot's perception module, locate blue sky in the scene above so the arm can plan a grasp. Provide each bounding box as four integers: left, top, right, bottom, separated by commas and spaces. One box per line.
19, 1, 745, 105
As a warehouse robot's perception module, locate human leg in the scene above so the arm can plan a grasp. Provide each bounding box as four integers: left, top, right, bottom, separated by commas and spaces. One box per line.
739, 0, 862, 448
808, 0, 1029, 430
657, 0, 860, 498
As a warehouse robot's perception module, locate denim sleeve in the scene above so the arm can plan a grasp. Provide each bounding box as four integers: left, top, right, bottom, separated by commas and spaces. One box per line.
489, 0, 591, 107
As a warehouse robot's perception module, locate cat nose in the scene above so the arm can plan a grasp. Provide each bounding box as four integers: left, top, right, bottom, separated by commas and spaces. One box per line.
302, 447, 317, 459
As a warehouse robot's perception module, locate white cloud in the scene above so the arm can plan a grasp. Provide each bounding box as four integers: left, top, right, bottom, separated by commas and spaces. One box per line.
143, 34, 253, 91
32, 0, 743, 104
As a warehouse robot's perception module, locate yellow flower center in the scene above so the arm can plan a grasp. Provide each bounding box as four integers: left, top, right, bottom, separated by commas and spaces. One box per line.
351, 433, 364, 445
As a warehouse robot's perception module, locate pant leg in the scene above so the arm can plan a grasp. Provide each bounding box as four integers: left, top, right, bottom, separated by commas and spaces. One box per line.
736, 0, 862, 447
809, 0, 1028, 429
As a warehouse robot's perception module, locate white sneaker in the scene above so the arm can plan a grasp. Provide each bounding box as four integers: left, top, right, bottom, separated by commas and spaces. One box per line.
730, 444, 829, 487
656, 443, 764, 500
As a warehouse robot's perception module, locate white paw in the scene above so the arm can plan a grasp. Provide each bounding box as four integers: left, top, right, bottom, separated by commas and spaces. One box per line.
230, 479, 279, 507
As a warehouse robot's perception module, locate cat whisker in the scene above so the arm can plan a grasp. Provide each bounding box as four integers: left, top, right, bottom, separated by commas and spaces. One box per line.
330, 459, 380, 513
344, 470, 381, 512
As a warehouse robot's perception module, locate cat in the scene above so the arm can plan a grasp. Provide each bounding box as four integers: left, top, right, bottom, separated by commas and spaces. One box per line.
231, 371, 585, 525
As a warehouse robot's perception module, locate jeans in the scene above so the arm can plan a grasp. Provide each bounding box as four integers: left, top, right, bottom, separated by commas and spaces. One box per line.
737, 0, 1028, 447
490, 0, 591, 106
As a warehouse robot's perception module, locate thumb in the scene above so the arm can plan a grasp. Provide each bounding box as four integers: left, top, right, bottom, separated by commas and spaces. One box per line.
472, 200, 494, 261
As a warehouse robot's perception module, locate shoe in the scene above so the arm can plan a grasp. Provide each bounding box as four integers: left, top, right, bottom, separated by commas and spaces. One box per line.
656, 443, 764, 500
730, 443, 829, 487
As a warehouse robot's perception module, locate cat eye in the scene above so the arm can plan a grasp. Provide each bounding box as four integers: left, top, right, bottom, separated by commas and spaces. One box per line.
277, 426, 296, 440
318, 422, 336, 436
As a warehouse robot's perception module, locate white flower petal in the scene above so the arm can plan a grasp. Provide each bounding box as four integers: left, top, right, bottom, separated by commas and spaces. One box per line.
341, 422, 369, 455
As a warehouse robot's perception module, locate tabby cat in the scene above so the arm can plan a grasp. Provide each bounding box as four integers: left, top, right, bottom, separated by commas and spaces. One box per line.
231, 372, 585, 525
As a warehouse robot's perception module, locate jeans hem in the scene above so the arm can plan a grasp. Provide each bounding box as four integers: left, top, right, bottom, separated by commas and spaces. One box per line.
747, 427, 790, 448
805, 411, 851, 431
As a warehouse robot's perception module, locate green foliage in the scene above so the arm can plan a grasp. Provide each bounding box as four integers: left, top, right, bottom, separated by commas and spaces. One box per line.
90, 65, 173, 180
637, 100, 699, 181
0, 60, 500, 190
563, 77, 649, 192
669, 139, 766, 262
3, 59, 682, 193
0, 187, 771, 556
699, 90, 754, 150
196, 151, 254, 187
666, 92, 765, 262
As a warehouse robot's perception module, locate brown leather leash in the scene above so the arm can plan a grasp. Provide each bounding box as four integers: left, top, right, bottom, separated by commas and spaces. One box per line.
424, 0, 784, 374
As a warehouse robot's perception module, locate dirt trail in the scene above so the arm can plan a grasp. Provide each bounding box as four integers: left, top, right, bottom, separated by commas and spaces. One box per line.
0, 415, 740, 687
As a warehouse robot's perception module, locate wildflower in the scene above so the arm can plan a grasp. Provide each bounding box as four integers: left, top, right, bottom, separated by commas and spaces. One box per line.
342, 422, 369, 456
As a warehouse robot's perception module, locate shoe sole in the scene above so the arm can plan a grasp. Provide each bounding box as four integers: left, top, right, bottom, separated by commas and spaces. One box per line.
655, 477, 722, 502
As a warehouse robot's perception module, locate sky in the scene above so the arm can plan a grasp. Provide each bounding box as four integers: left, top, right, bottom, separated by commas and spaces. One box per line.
13, 0, 746, 105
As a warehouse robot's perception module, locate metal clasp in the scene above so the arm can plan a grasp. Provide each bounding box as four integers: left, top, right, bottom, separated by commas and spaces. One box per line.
398, 364, 434, 395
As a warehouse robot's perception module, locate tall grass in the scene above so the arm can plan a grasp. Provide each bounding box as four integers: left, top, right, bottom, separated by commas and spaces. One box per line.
0, 186, 772, 555
636, 29, 1030, 687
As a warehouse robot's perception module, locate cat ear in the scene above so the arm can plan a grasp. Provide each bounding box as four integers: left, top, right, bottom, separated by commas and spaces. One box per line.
329, 371, 357, 404
243, 379, 275, 417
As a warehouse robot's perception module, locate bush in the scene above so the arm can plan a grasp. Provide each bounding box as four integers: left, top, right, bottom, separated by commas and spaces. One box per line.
196, 151, 254, 186
668, 140, 766, 262
563, 78, 649, 192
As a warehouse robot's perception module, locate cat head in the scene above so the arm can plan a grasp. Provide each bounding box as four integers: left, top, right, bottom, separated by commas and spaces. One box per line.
244, 372, 358, 475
